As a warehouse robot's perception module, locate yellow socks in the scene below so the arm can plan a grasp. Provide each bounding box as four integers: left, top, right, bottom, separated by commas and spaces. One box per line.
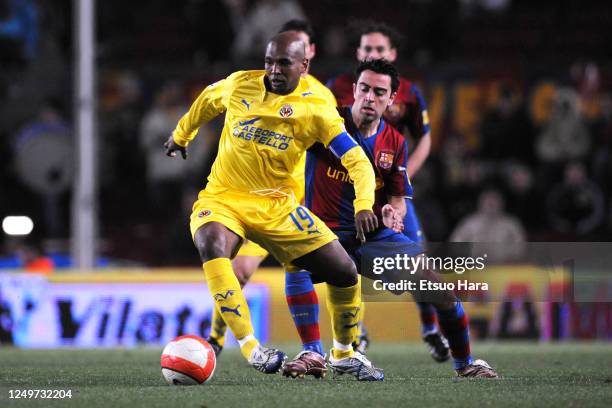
203, 258, 258, 360
209, 307, 227, 347
326, 282, 361, 360
357, 301, 367, 341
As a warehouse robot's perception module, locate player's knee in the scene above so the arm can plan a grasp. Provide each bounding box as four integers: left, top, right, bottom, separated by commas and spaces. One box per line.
194, 232, 226, 263
332, 258, 358, 287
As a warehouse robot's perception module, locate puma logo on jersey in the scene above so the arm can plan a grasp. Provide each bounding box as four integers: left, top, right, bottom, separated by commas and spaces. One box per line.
239, 117, 261, 126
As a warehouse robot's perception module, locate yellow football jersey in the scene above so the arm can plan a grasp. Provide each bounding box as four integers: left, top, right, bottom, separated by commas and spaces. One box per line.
290, 73, 337, 202
173, 70, 344, 196
303, 73, 337, 108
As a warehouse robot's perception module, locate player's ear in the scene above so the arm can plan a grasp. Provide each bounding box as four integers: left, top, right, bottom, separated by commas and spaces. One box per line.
388, 48, 397, 62
353, 83, 357, 98
301, 58, 309, 74
356, 47, 363, 62
388, 91, 397, 106
311, 43, 316, 59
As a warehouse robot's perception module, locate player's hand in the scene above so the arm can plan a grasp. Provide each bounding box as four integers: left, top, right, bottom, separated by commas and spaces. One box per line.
355, 210, 378, 243
164, 135, 187, 160
382, 204, 404, 232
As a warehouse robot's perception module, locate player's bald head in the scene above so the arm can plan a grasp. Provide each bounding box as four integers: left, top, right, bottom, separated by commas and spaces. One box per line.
264, 31, 308, 94
267, 31, 306, 60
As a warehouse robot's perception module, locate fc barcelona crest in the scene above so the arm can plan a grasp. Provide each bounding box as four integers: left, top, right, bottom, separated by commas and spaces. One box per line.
279, 104, 294, 118
377, 150, 394, 170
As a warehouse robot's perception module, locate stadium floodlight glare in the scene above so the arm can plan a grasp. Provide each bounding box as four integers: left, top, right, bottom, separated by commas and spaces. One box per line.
2, 216, 34, 236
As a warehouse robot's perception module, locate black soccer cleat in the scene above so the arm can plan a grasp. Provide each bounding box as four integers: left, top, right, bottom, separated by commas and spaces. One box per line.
423, 331, 450, 363
206, 337, 223, 357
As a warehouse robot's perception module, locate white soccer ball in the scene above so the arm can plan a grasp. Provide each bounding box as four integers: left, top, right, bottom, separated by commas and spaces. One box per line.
160, 335, 216, 385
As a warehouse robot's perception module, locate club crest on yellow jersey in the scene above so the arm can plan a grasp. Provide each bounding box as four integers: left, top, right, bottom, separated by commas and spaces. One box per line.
279, 104, 294, 118
198, 210, 212, 218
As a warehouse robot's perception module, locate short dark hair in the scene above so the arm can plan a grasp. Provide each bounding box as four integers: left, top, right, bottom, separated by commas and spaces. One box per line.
279, 19, 315, 44
352, 19, 402, 50
355, 59, 400, 94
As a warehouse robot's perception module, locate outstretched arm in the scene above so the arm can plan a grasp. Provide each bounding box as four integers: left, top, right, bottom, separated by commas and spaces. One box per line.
165, 76, 232, 159
328, 133, 378, 241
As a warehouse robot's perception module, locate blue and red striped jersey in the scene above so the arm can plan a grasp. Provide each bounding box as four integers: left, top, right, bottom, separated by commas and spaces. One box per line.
306, 107, 412, 231
326, 74, 430, 140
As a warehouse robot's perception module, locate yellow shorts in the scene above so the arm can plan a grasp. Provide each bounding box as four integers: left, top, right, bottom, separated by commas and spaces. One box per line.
236, 240, 269, 258
190, 189, 337, 265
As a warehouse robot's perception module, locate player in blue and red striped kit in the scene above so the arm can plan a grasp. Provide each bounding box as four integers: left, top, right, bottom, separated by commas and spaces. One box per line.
327, 21, 446, 360
283, 59, 498, 379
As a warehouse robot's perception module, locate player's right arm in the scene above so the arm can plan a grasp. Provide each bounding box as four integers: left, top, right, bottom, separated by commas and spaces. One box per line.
165, 73, 235, 159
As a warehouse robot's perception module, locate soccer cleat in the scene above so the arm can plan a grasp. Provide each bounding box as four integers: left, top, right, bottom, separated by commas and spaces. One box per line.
248, 345, 287, 374
282, 351, 328, 379
206, 337, 223, 357
352, 325, 371, 355
328, 350, 384, 381
456, 359, 499, 378
423, 331, 450, 362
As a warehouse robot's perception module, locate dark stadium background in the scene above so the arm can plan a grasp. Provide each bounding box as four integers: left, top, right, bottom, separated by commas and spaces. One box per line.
1, 0, 610, 267
0, 3, 611, 404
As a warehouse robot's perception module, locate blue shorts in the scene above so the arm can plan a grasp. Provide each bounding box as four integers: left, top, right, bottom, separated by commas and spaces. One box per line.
335, 227, 424, 272
403, 199, 424, 243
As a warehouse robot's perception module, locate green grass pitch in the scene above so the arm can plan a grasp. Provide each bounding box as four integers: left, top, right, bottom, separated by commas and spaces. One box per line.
1, 343, 610, 408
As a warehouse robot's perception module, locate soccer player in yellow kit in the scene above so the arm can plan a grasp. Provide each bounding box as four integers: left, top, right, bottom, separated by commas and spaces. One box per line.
206, 19, 338, 357
164, 32, 384, 379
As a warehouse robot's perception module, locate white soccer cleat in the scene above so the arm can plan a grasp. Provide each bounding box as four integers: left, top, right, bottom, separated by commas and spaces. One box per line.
327, 350, 384, 381
248, 345, 287, 374
456, 359, 499, 378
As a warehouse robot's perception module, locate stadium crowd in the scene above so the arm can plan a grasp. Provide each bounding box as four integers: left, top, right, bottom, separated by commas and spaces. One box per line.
1, 0, 611, 266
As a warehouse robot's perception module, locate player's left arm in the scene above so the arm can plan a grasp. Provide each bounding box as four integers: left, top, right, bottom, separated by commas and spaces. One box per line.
306, 104, 378, 241
383, 138, 411, 231
405, 84, 431, 177
332, 135, 379, 241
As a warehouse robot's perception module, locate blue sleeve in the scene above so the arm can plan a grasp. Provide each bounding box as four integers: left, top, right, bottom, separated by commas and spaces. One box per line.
327, 132, 358, 159
411, 84, 430, 136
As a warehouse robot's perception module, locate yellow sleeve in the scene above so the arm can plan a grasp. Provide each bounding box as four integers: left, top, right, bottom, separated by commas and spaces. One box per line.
320, 85, 338, 108
305, 103, 346, 146
303, 103, 375, 214
172, 76, 232, 147
340, 146, 376, 214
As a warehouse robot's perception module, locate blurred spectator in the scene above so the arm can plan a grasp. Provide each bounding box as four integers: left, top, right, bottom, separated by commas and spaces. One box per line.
15, 242, 54, 274
232, 0, 305, 60
479, 84, 534, 164
536, 87, 590, 164
12, 102, 72, 238
0, 0, 38, 65
451, 189, 526, 263
139, 82, 213, 217
99, 70, 144, 186
411, 164, 450, 241
503, 163, 540, 233
546, 162, 604, 238
441, 136, 486, 225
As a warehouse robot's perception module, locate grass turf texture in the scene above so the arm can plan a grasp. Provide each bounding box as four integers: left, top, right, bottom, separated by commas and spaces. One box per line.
1, 343, 610, 408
